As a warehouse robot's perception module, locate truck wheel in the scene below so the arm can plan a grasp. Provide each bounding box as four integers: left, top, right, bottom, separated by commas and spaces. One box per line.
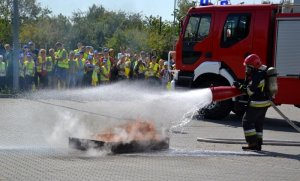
200, 99, 233, 120
196, 78, 233, 120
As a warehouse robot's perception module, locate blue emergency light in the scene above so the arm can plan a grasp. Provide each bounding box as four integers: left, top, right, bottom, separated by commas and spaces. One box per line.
220, 0, 229, 5
200, 0, 210, 6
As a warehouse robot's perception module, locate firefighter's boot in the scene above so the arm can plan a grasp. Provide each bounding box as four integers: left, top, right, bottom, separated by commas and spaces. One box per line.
242, 144, 261, 151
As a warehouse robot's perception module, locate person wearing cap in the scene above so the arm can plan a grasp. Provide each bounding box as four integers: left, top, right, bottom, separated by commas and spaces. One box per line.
100, 48, 114, 80
99, 57, 110, 84
83, 54, 95, 86
54, 42, 68, 89
24, 53, 35, 91
0, 55, 6, 91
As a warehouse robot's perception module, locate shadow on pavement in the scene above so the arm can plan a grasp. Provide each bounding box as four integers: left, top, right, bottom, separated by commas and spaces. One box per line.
259, 150, 300, 162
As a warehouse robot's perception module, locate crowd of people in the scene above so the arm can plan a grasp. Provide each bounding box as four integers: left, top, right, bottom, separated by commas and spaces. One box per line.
0, 41, 176, 92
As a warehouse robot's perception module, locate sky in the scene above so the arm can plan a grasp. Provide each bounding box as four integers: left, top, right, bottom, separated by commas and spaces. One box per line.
37, 0, 281, 21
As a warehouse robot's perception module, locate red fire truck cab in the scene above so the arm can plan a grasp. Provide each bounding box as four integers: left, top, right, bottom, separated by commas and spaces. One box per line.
174, 3, 300, 119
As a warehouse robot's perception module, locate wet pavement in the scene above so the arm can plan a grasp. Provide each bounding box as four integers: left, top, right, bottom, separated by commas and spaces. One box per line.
0, 97, 300, 181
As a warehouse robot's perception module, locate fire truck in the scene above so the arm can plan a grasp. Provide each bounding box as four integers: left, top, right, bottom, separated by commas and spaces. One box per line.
172, 2, 300, 119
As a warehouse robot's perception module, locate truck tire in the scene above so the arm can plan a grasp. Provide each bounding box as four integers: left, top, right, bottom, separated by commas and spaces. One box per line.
200, 99, 233, 119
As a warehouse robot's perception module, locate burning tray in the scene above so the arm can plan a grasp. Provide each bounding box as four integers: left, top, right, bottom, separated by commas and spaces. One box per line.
69, 137, 169, 154
69, 120, 169, 154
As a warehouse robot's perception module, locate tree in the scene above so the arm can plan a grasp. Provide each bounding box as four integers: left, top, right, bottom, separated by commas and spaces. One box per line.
0, 0, 51, 44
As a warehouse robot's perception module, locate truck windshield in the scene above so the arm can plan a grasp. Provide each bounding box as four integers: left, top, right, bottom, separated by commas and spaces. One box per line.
184, 14, 211, 42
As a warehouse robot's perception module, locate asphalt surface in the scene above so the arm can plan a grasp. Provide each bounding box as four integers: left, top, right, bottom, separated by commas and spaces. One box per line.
0, 94, 300, 181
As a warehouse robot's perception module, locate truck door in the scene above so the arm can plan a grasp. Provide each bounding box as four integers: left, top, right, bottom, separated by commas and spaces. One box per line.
213, 13, 253, 79
180, 13, 213, 72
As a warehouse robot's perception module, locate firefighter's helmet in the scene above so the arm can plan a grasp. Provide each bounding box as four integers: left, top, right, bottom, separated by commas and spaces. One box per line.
243, 54, 262, 69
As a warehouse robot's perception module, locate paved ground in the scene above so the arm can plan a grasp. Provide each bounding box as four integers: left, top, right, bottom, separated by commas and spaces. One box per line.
0, 93, 300, 180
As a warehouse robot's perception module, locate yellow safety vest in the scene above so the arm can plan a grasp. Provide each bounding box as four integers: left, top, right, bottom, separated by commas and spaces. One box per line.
124, 60, 131, 78
19, 61, 25, 77
24, 61, 35, 76
0, 62, 6, 77
148, 62, 159, 77
100, 65, 110, 81
37, 56, 46, 73
46, 56, 54, 72
57, 49, 69, 69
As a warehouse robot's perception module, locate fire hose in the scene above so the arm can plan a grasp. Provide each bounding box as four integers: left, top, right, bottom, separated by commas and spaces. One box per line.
270, 101, 300, 133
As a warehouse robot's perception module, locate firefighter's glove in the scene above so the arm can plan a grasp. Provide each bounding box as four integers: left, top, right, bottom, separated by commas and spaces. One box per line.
233, 81, 246, 92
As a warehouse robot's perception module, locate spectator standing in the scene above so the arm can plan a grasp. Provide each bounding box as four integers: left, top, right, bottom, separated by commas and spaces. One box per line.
67, 51, 78, 88
54, 42, 68, 89
0, 55, 6, 91
18, 53, 25, 91
4, 44, 13, 90
37, 49, 48, 89
76, 51, 85, 87
99, 58, 110, 84
160, 61, 171, 90
28, 41, 39, 89
84, 54, 94, 87
147, 56, 160, 85
24, 53, 35, 91
116, 54, 127, 80
134, 51, 147, 80
46, 48, 55, 88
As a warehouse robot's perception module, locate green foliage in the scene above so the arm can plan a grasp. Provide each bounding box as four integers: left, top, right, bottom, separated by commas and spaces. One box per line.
1, 1, 191, 55
176, 0, 197, 21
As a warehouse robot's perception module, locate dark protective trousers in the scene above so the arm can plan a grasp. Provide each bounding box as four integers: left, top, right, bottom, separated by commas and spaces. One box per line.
242, 106, 268, 146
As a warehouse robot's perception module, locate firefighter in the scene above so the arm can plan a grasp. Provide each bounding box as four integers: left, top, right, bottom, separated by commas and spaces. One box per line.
233, 54, 271, 151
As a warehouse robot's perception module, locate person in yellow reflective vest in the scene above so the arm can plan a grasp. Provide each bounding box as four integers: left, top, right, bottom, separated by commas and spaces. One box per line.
0, 55, 6, 91
37, 49, 48, 89
134, 59, 146, 80
99, 58, 110, 84
124, 55, 131, 79
24, 53, 35, 91
54, 42, 68, 89
147, 55, 160, 85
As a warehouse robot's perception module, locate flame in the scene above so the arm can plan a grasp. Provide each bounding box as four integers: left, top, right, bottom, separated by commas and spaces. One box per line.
92, 120, 165, 143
